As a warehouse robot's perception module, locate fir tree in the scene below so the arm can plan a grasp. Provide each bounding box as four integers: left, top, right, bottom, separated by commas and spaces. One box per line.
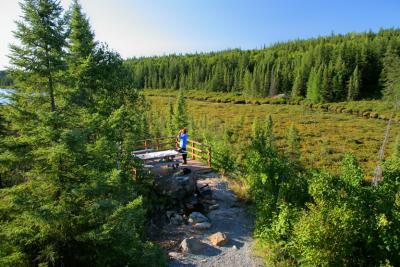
265, 115, 274, 148
306, 67, 321, 103
9, 0, 67, 112
173, 89, 188, 132
0, 2, 165, 266
291, 69, 303, 98
167, 98, 175, 136
287, 123, 301, 161
67, 0, 97, 108
381, 45, 400, 110
347, 65, 361, 101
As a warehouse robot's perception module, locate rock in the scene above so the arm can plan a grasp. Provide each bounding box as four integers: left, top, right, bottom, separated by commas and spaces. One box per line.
154, 172, 196, 200
168, 251, 181, 259
232, 245, 238, 250
180, 237, 206, 254
193, 222, 212, 230
208, 232, 229, 246
170, 213, 184, 225
212, 190, 237, 204
203, 199, 217, 205
188, 212, 208, 224
272, 93, 286, 99
199, 188, 213, 199
209, 204, 219, 210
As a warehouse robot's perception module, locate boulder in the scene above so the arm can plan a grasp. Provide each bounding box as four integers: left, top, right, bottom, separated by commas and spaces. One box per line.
168, 251, 181, 259
180, 237, 206, 254
272, 93, 286, 99
209, 204, 219, 211
193, 222, 212, 230
169, 213, 184, 225
208, 232, 229, 246
188, 212, 208, 224
154, 172, 196, 200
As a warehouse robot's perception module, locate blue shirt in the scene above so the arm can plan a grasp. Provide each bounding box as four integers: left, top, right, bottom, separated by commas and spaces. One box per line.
179, 133, 188, 149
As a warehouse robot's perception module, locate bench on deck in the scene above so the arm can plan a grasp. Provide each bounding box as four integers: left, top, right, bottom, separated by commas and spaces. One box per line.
131, 148, 156, 155
143, 160, 183, 169
133, 149, 184, 174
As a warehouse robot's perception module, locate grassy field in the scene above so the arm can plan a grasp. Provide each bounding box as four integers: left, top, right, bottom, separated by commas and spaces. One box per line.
144, 89, 400, 121
146, 94, 400, 178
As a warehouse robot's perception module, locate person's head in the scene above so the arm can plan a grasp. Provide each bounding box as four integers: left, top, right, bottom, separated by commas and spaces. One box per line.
182, 128, 187, 134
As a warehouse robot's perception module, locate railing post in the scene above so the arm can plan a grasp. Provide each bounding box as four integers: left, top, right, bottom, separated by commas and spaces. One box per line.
208, 146, 212, 167
192, 141, 195, 160
144, 140, 148, 150
156, 139, 160, 151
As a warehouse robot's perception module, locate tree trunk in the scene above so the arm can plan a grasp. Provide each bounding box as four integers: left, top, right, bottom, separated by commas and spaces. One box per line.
49, 74, 55, 112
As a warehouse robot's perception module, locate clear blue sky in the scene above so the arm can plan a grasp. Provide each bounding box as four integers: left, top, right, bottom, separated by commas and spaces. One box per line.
1, 0, 400, 68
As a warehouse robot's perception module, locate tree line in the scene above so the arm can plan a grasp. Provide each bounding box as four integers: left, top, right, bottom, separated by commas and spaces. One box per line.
0, 0, 164, 266
0, 71, 13, 87
126, 29, 400, 103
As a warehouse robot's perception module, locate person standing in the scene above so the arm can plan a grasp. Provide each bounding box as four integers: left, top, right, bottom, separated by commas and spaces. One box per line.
178, 128, 188, 164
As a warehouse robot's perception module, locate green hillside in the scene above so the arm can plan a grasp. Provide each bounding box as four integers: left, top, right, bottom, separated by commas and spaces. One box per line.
126, 29, 400, 103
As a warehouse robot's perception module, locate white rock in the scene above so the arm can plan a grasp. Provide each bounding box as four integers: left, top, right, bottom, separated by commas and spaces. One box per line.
209, 204, 219, 210
193, 222, 212, 230
188, 212, 208, 224
168, 252, 181, 259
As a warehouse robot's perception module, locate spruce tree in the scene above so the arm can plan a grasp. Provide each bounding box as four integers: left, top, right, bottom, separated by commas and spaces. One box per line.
0, 1, 164, 266
306, 67, 321, 103
67, 0, 97, 108
347, 65, 361, 101
287, 123, 301, 161
167, 98, 175, 136
291, 69, 302, 98
173, 89, 188, 132
381, 45, 400, 110
9, 0, 67, 112
265, 115, 274, 148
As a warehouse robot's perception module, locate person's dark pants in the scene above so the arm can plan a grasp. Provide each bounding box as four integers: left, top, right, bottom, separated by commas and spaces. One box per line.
179, 148, 187, 164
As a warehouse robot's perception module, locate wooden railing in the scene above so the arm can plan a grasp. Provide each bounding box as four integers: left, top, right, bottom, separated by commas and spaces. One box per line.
134, 136, 212, 167
134, 136, 177, 151
184, 139, 212, 167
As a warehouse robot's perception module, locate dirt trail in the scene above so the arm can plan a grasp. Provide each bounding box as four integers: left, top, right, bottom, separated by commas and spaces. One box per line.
162, 173, 263, 267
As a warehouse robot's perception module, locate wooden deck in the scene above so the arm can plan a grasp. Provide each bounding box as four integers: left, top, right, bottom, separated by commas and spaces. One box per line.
133, 136, 213, 176
151, 157, 213, 176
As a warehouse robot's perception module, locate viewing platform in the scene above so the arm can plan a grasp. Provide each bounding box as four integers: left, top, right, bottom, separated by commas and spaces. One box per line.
132, 136, 213, 176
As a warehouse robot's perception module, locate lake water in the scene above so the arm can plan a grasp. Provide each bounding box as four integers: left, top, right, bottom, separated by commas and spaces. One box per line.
0, 88, 13, 104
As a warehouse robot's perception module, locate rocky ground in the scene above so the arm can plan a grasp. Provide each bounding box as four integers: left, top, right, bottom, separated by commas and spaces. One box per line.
152, 172, 263, 267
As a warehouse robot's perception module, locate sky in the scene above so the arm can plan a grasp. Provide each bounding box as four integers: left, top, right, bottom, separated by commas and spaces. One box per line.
1, 0, 400, 68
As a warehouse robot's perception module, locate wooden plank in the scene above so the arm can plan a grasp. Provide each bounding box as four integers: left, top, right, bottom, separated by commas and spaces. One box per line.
187, 152, 207, 160
188, 139, 210, 147
186, 145, 205, 153
137, 136, 176, 143
131, 148, 156, 155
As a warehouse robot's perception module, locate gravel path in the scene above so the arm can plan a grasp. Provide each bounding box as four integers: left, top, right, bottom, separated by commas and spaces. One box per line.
166, 174, 264, 267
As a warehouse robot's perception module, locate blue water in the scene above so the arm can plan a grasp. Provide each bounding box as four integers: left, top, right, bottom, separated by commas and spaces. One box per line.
0, 88, 13, 104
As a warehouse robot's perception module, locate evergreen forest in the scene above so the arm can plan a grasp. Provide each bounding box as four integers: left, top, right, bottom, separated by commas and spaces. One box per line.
1, 0, 400, 266
126, 29, 400, 103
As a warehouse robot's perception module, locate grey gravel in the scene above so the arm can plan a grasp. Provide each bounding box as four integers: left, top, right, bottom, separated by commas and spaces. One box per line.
168, 175, 264, 267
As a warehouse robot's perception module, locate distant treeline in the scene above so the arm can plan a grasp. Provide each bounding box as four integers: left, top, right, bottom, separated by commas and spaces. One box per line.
125, 29, 400, 103
0, 71, 13, 87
